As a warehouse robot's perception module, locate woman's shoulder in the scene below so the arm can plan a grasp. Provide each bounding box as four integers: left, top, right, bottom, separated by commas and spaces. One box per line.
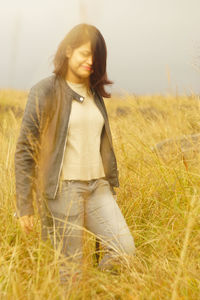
30, 74, 57, 96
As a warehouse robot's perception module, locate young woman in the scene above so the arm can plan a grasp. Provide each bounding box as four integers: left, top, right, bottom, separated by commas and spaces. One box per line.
15, 23, 135, 283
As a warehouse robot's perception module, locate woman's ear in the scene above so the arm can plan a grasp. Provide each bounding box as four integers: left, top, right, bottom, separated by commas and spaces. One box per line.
66, 46, 72, 58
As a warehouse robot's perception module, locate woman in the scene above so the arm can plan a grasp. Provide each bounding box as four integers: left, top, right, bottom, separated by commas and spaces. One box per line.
15, 23, 135, 283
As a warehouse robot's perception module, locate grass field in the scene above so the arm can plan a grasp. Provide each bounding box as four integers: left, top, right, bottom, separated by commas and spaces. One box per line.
0, 89, 199, 299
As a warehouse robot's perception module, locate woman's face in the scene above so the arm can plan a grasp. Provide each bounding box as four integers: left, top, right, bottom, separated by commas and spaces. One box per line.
66, 41, 93, 83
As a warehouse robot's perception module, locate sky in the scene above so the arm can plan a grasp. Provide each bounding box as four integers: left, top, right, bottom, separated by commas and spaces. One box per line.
1, 0, 200, 95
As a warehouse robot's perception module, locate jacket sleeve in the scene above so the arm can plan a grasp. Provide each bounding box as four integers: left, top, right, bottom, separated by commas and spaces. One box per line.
14, 85, 44, 217
99, 96, 119, 195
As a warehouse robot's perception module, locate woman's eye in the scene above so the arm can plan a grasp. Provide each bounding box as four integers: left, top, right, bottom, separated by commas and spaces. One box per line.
82, 51, 89, 56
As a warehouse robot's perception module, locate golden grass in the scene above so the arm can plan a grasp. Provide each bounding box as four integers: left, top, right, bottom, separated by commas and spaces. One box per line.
0, 89, 199, 299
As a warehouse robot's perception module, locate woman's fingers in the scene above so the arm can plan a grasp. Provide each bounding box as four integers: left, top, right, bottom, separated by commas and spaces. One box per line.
19, 215, 34, 233
20, 216, 29, 232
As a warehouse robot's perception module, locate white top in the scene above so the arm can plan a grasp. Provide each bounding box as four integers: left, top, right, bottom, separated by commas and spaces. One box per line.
61, 80, 105, 180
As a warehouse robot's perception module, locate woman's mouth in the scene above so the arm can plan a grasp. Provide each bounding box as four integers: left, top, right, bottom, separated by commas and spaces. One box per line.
82, 65, 92, 71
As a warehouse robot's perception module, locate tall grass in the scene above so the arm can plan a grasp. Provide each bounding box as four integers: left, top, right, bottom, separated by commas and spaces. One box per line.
0, 90, 199, 299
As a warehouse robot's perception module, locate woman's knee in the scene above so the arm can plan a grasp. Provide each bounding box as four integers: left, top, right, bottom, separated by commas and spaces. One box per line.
106, 232, 135, 255
120, 232, 135, 255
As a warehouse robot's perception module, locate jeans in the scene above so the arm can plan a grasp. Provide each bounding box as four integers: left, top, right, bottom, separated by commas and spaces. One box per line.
46, 177, 135, 279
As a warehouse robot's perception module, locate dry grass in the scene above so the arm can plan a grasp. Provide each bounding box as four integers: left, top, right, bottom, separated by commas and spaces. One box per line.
0, 89, 199, 299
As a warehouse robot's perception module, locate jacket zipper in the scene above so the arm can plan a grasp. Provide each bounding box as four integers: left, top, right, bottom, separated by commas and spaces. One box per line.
53, 101, 72, 199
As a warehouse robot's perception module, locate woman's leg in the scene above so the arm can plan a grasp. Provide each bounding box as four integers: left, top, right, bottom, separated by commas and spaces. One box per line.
85, 178, 135, 270
46, 180, 85, 282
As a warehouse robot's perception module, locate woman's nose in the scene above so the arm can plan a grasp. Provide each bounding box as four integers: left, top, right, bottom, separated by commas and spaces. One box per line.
87, 55, 93, 65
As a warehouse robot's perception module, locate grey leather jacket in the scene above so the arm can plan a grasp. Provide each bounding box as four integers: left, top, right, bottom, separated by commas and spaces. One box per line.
15, 75, 119, 217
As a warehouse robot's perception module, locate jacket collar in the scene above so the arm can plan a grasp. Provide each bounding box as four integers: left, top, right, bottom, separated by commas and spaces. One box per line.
64, 79, 96, 103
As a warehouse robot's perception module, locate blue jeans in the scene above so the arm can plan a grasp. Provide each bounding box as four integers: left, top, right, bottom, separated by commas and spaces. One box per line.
46, 177, 135, 277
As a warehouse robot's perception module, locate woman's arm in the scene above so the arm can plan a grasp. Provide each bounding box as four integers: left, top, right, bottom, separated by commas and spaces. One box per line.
14, 86, 44, 217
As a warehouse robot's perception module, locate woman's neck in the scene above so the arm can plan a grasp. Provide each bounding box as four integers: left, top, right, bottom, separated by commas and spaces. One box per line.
66, 80, 92, 97
65, 72, 90, 86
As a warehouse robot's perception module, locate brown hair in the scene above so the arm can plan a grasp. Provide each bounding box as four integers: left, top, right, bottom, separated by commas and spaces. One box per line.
52, 23, 113, 98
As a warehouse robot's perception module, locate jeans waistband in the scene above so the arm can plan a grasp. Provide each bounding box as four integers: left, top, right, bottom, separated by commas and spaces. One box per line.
63, 176, 106, 184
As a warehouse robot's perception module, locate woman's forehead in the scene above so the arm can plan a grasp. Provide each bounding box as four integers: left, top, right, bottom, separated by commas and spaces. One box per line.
78, 41, 92, 51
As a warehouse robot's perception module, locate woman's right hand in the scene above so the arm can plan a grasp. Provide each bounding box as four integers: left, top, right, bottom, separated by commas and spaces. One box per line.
19, 215, 34, 233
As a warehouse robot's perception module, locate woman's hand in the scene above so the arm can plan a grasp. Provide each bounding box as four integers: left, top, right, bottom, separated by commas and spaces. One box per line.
19, 215, 34, 233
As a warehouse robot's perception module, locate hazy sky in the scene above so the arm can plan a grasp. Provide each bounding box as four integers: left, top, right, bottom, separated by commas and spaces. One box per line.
1, 0, 200, 95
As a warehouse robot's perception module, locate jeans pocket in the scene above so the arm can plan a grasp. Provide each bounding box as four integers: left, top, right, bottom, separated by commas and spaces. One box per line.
48, 180, 77, 216
96, 178, 117, 197
61, 180, 84, 217
101, 179, 117, 197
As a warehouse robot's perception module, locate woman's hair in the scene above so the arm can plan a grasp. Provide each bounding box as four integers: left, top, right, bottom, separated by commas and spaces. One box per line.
53, 23, 113, 98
